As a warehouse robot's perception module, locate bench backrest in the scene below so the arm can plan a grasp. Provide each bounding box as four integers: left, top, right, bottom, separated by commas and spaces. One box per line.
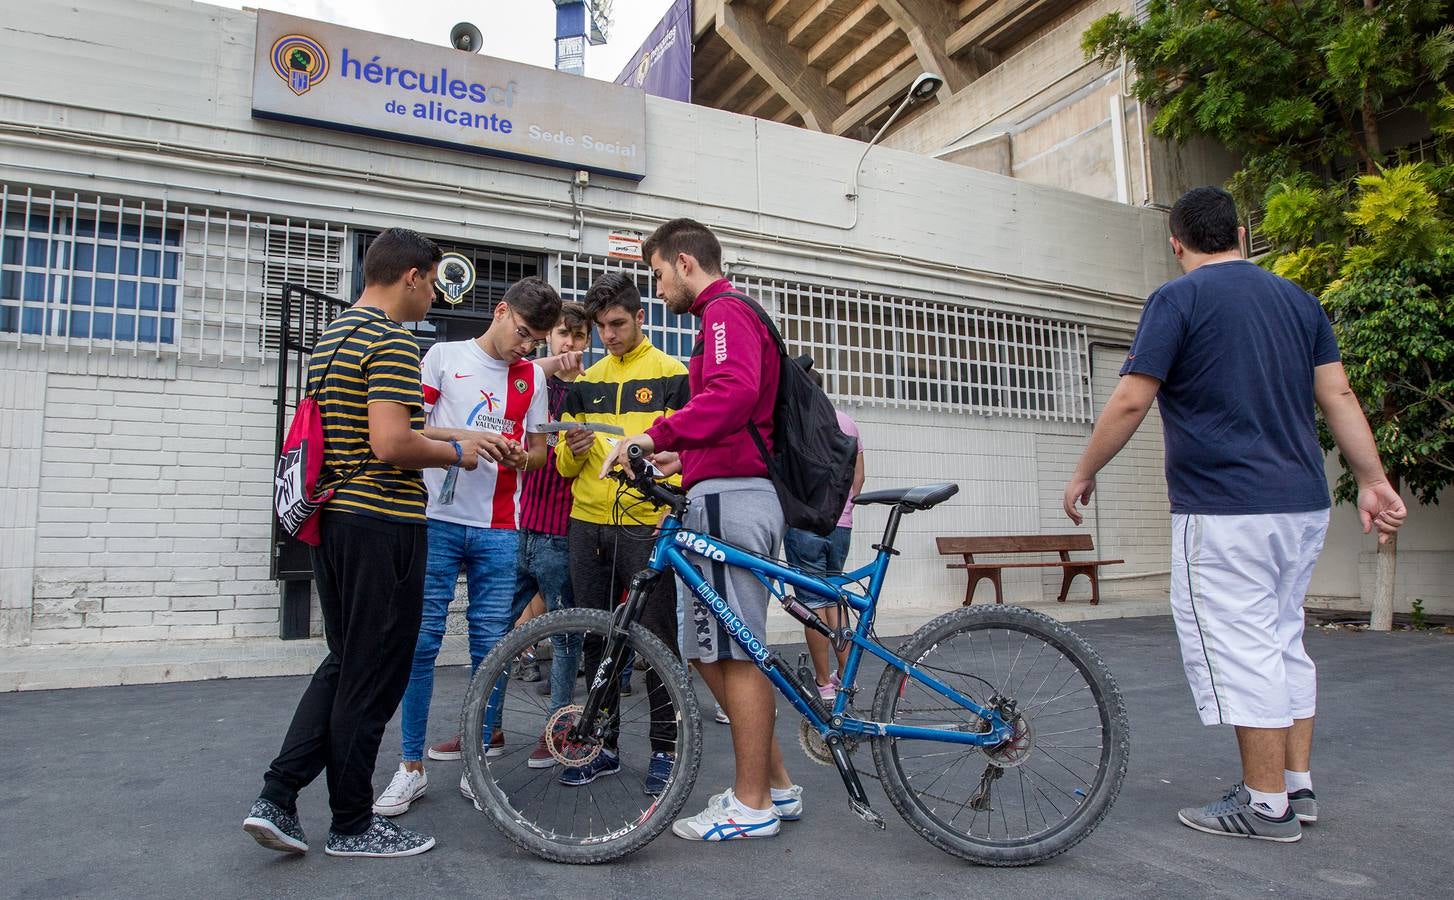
936, 534, 1095, 555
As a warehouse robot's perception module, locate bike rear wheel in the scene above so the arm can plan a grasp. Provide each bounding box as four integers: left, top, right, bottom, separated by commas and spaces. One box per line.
870, 605, 1129, 866
460, 608, 703, 864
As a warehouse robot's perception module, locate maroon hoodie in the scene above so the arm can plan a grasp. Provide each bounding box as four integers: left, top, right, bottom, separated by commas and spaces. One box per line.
644, 279, 779, 489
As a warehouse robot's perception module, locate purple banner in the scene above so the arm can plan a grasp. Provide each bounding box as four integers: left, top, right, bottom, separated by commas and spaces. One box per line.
615, 0, 692, 103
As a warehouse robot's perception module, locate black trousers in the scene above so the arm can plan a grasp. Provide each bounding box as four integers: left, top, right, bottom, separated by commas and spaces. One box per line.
260, 512, 426, 835
567, 518, 679, 754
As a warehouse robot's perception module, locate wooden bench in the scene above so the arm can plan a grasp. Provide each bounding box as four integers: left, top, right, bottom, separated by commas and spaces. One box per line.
936, 535, 1124, 606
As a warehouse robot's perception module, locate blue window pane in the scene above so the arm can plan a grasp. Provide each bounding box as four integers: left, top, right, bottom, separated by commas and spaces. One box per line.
71, 277, 92, 306
160, 318, 175, 343
163, 251, 179, 278
164, 228, 180, 247
74, 244, 94, 271
113, 314, 136, 341
25, 239, 49, 268
118, 247, 139, 276
96, 245, 117, 272
119, 222, 139, 242
116, 281, 137, 309
92, 311, 112, 338
0, 270, 18, 299
138, 316, 157, 342
0, 307, 17, 332
162, 284, 177, 313
95, 219, 118, 240
140, 283, 158, 311
67, 310, 90, 338
2, 235, 21, 265
22, 273, 47, 302
20, 307, 45, 335
141, 249, 160, 277
92, 279, 115, 308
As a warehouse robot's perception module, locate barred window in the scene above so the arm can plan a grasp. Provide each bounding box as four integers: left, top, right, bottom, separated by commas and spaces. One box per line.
555, 252, 696, 361
737, 276, 1092, 423
1, 187, 183, 348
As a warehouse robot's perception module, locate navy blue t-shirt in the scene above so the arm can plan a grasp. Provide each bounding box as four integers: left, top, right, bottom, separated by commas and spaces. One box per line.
1121, 260, 1340, 514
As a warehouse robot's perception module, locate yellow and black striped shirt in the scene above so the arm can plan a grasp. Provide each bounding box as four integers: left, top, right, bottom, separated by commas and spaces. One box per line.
307, 306, 427, 523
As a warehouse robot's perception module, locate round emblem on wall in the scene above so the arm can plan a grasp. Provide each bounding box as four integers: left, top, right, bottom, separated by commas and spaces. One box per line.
271, 34, 329, 96
435, 252, 476, 305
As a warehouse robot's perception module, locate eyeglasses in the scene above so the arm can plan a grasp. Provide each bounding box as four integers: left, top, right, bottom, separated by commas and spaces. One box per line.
505, 308, 545, 350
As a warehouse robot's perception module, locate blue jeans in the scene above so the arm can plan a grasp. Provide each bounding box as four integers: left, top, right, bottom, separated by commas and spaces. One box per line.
511, 529, 578, 714
400, 519, 519, 762
783, 526, 852, 609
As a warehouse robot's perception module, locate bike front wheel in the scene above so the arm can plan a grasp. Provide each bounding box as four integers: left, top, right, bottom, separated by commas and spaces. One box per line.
870, 605, 1129, 866
460, 608, 703, 864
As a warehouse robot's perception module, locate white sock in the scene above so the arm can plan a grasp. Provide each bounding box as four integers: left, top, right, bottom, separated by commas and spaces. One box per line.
770, 785, 798, 801
1245, 785, 1289, 817
728, 790, 774, 818
1284, 769, 1312, 793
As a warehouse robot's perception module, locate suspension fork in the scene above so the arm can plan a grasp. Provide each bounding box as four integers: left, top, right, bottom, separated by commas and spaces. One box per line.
571, 567, 664, 743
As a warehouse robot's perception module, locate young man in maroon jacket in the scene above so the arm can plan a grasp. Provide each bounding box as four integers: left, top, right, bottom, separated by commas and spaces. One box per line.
601, 218, 801, 841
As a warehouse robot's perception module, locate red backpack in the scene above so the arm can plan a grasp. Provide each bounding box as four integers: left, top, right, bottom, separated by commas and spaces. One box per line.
274, 318, 371, 546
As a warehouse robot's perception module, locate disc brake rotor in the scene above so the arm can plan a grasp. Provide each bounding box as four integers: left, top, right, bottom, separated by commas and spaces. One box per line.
983, 706, 1033, 769
545, 705, 601, 768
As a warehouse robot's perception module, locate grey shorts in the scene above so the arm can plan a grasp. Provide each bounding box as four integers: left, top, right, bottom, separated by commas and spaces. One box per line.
676, 477, 785, 664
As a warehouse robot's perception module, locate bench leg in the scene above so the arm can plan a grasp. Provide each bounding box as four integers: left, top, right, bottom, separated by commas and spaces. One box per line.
963, 571, 1005, 606
1089, 571, 1100, 605
1056, 569, 1075, 603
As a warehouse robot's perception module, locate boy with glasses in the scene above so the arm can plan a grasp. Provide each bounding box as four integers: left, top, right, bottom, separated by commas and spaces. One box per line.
372, 277, 559, 818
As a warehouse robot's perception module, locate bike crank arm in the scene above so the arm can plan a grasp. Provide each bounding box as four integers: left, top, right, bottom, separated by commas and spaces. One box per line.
827, 734, 885, 830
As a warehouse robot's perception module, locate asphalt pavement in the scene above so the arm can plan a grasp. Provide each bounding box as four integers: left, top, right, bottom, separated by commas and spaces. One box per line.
2, 616, 1449, 899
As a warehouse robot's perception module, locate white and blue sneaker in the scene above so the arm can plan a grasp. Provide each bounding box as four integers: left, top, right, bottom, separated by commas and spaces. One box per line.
770, 784, 803, 821
671, 789, 781, 841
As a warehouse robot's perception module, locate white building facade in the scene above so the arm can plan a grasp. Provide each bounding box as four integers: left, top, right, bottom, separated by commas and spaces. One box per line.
1, 0, 1446, 654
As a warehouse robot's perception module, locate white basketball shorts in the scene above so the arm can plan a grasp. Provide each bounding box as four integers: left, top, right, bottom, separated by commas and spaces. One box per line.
1170, 510, 1329, 728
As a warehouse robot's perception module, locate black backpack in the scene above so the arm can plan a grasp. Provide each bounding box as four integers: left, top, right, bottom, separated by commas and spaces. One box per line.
710, 291, 858, 536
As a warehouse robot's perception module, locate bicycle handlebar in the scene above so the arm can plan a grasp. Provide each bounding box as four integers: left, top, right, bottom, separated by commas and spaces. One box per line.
611, 443, 688, 515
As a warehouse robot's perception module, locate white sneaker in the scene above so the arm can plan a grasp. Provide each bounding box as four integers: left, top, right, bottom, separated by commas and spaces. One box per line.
459, 772, 481, 812
713, 704, 730, 725
672, 789, 781, 841
372, 764, 427, 817
771, 784, 804, 820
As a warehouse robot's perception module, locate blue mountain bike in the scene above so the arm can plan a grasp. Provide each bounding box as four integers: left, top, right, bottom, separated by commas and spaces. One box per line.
462, 449, 1128, 865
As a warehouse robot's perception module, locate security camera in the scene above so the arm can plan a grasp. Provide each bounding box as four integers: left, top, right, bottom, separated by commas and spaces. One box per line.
450, 22, 484, 53
910, 73, 944, 103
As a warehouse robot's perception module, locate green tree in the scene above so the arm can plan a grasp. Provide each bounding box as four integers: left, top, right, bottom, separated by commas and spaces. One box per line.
1084, 0, 1454, 629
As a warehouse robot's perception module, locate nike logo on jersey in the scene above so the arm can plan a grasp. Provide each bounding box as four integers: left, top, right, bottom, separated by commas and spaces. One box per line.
592, 396, 605, 404
454, 373, 471, 379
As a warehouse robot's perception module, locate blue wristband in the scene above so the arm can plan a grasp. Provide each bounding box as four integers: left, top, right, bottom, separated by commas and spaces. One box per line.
449, 439, 462, 467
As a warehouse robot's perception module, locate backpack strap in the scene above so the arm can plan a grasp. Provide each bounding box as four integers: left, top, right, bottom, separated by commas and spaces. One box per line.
307, 313, 376, 398
703, 290, 787, 471
309, 311, 382, 489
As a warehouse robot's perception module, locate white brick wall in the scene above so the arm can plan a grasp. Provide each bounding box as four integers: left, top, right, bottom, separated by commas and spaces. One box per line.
19, 356, 279, 645
1, 368, 46, 645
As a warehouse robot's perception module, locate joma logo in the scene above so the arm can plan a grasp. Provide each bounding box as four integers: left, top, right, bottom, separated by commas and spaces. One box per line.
675, 531, 727, 562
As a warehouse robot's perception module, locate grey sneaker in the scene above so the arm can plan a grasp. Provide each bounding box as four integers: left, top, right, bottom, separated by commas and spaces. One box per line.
1177, 784, 1301, 843
1288, 788, 1318, 824
243, 798, 308, 854
324, 814, 436, 858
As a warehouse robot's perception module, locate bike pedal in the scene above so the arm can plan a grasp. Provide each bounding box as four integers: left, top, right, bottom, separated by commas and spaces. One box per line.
850, 800, 886, 830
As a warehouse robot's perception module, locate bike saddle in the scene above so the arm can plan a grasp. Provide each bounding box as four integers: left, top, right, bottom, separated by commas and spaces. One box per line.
851, 482, 958, 511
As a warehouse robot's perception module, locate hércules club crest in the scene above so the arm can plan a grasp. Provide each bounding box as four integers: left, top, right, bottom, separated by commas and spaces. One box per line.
271, 34, 329, 96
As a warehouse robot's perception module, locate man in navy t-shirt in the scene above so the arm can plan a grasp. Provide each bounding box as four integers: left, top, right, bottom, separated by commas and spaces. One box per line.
1062, 187, 1405, 843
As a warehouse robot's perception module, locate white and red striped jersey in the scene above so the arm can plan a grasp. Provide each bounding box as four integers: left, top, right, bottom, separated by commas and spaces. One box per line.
420, 338, 548, 529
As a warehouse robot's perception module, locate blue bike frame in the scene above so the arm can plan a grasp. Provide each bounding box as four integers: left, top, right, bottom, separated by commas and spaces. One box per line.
650, 516, 1013, 746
